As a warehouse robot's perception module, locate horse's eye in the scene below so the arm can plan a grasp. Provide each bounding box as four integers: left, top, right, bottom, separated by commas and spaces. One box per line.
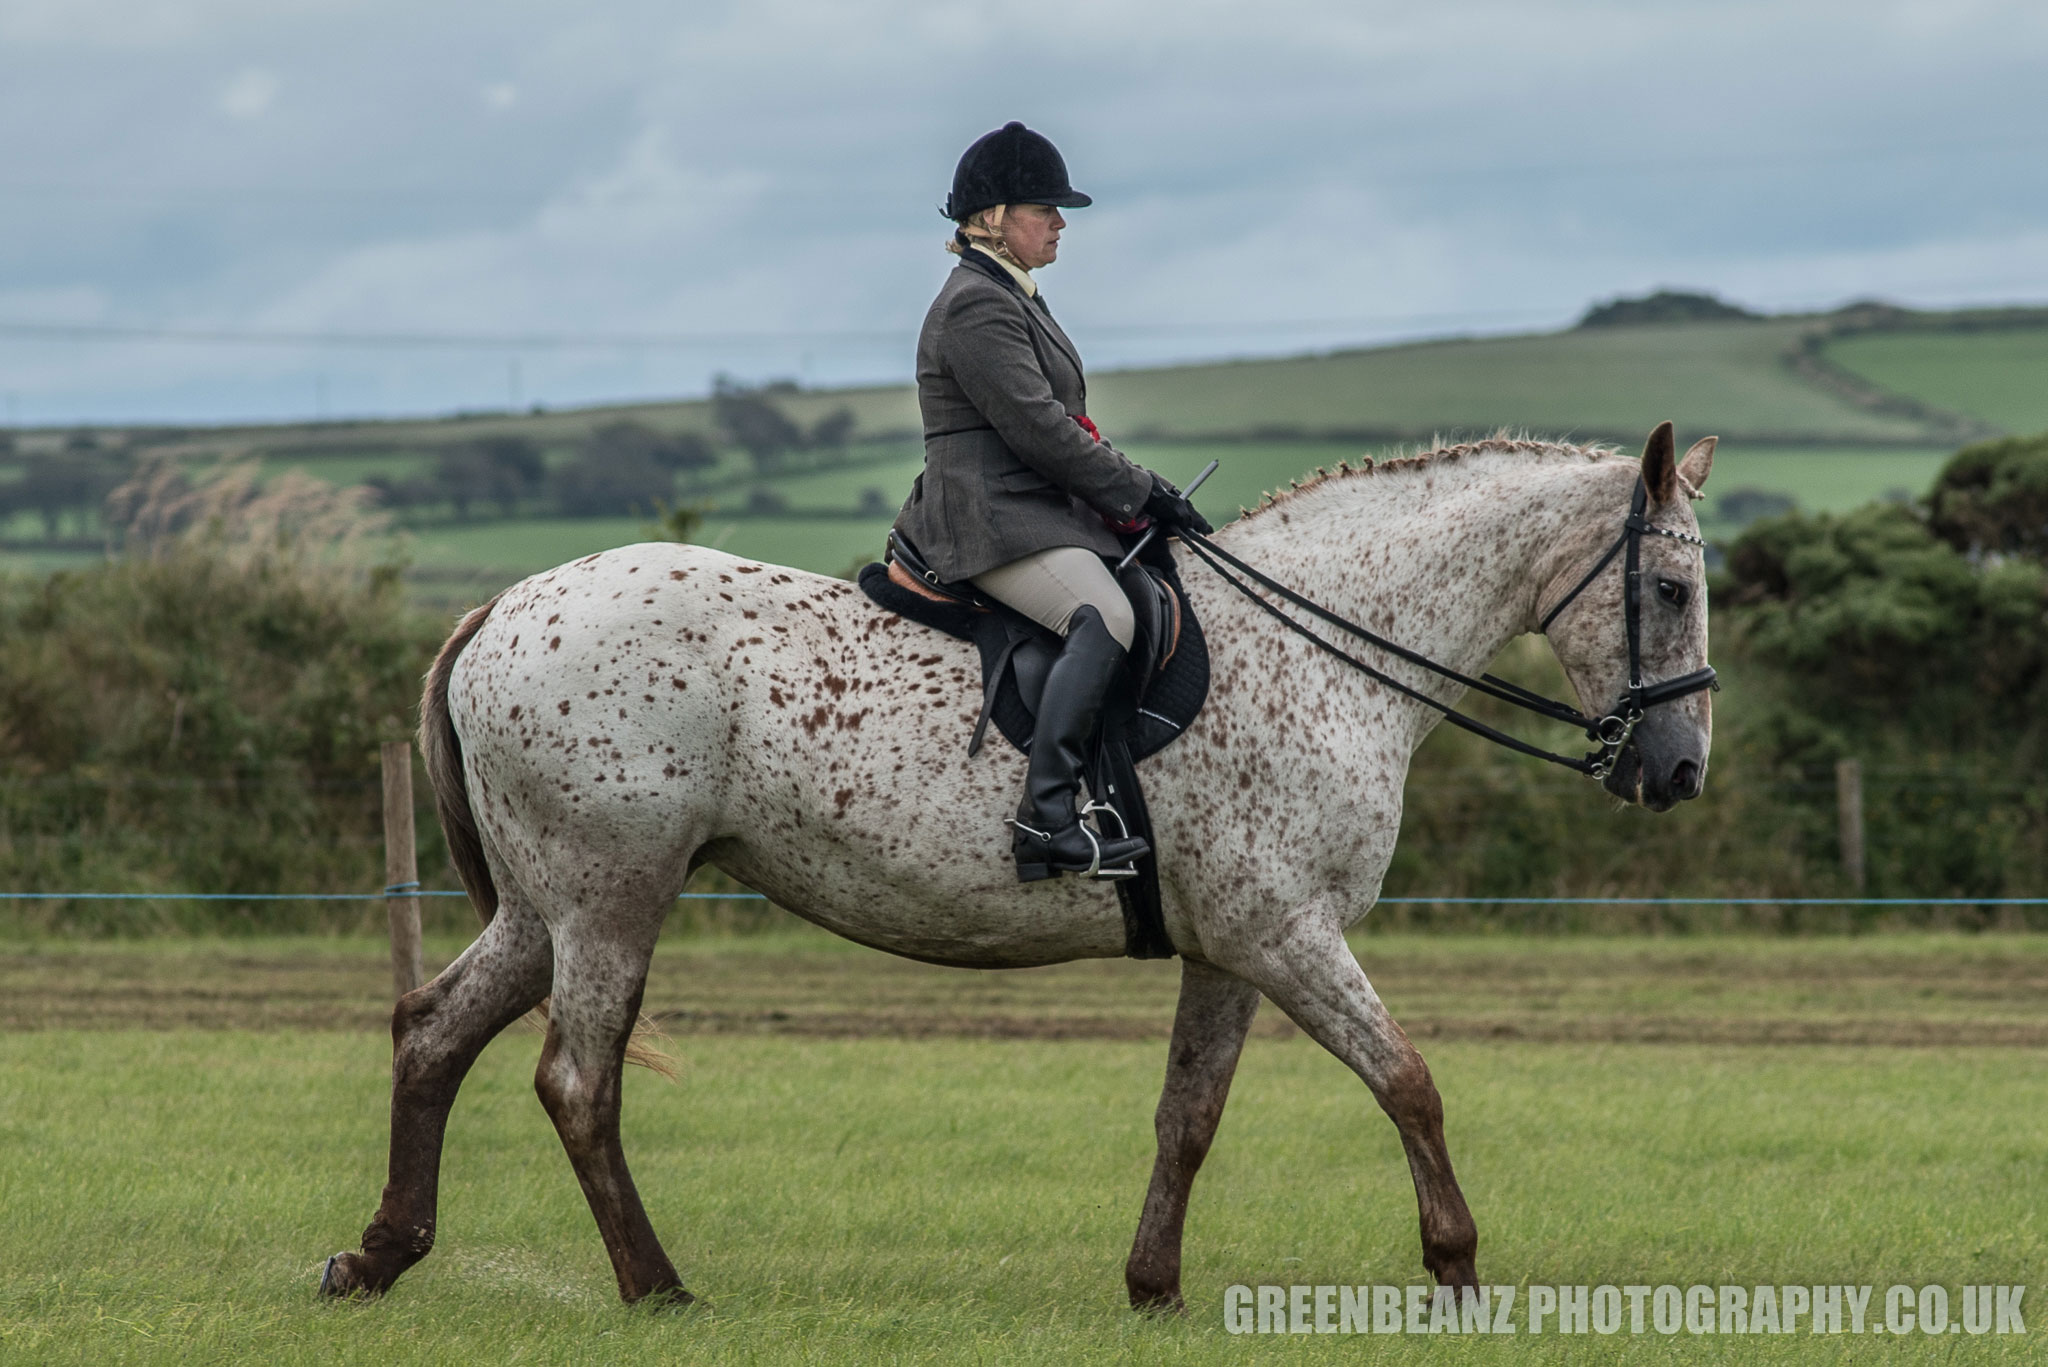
1657, 578, 1689, 608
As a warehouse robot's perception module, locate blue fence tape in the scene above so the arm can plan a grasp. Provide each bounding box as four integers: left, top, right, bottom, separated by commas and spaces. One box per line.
0, 890, 769, 902
1376, 897, 2048, 906
2, 891, 2045, 907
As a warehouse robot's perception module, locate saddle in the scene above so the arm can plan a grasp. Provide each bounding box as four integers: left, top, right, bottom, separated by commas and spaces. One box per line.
857, 532, 1211, 959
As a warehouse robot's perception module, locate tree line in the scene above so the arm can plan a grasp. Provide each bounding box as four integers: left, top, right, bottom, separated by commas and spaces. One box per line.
0, 381, 859, 536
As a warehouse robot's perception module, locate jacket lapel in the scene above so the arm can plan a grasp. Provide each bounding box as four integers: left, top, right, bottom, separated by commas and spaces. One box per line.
953, 255, 1087, 391
1026, 296, 1086, 387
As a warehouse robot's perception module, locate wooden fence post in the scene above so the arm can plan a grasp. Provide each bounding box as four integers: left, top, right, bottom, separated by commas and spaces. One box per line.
380, 740, 424, 998
1836, 757, 1866, 892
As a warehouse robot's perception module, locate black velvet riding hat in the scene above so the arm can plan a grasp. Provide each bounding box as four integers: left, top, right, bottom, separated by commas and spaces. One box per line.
943, 121, 1092, 220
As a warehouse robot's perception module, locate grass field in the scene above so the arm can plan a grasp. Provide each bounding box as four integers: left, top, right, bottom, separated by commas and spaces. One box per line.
1088, 320, 1941, 445
371, 438, 1957, 590
0, 433, 1955, 587
1824, 327, 2048, 435
5, 308, 2032, 586
1, 933, 2042, 1363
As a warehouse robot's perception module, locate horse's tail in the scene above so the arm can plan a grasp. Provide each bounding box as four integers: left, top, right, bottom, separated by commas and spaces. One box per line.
416, 592, 677, 1079
419, 593, 503, 924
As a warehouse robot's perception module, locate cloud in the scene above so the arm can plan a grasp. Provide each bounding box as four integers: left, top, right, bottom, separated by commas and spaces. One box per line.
216, 66, 277, 118
1, 0, 2044, 422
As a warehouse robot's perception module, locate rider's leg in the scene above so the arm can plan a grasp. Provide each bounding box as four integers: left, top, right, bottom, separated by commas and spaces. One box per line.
971, 547, 1148, 880
971, 544, 1136, 649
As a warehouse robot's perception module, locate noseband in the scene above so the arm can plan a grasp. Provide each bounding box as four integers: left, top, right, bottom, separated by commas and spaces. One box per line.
1175, 475, 1718, 779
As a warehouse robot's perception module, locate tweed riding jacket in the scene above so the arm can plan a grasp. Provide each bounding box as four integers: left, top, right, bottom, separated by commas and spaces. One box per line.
893, 251, 1153, 582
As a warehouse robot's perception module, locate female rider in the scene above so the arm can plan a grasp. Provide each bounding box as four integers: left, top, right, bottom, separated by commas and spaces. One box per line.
893, 121, 1211, 883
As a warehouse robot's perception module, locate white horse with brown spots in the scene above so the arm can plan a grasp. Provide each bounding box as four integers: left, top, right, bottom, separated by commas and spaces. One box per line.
321, 427, 1717, 1310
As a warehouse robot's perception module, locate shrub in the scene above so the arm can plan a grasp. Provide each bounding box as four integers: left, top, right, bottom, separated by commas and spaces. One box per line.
0, 464, 453, 933
550, 447, 673, 517
1925, 431, 2048, 558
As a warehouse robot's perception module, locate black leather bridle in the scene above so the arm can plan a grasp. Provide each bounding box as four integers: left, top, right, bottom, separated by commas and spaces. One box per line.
1174, 475, 1718, 779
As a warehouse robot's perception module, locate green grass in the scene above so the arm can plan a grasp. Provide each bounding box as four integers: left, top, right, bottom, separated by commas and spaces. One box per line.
1, 1014, 2040, 1364
10, 929, 2048, 1044
1691, 444, 1950, 539
256, 451, 435, 486
399, 515, 897, 584
377, 437, 1953, 588
1825, 328, 2048, 435
1089, 320, 1943, 445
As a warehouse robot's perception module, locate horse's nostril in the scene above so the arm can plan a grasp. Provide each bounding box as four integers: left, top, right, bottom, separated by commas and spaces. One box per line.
1671, 759, 1701, 798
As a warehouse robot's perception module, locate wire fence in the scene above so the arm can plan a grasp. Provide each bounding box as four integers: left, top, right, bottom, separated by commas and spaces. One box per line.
4, 889, 2047, 908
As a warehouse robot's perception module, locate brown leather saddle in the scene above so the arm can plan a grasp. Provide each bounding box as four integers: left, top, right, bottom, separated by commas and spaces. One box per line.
856, 532, 1211, 959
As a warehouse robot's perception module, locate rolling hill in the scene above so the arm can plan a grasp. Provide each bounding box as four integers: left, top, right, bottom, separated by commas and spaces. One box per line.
3, 299, 2042, 589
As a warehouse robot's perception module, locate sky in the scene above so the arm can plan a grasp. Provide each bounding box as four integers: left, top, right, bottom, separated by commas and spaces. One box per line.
2, 0, 2044, 427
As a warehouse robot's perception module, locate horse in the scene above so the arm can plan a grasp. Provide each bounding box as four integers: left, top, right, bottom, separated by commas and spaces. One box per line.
320, 424, 1716, 1311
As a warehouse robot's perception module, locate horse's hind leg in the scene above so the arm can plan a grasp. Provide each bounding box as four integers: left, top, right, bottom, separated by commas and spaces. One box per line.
532, 912, 690, 1306
1221, 907, 1479, 1290
1125, 959, 1262, 1312
320, 899, 553, 1298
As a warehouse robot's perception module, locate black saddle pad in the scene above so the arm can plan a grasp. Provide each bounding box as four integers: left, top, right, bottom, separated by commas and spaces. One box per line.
856, 556, 1209, 763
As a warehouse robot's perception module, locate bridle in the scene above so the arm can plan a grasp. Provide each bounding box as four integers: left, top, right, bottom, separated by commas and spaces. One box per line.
1174, 475, 1718, 780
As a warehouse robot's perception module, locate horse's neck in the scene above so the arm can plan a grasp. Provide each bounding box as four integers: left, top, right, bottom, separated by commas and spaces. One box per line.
1200, 456, 1615, 748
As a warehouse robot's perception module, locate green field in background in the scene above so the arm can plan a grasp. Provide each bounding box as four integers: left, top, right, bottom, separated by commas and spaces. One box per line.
385, 439, 1951, 587
1089, 320, 1938, 443
0, 438, 1955, 588
14, 311, 2043, 591
1825, 327, 2048, 434
2, 1015, 2039, 1365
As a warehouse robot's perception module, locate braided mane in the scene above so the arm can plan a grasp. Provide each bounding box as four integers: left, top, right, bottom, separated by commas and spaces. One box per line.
1236, 433, 1621, 519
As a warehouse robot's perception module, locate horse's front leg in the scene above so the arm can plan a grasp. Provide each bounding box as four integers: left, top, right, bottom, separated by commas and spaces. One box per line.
1219, 905, 1479, 1290
1126, 958, 1263, 1313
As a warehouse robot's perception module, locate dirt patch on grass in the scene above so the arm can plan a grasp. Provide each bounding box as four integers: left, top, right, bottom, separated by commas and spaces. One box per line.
5, 934, 2046, 1046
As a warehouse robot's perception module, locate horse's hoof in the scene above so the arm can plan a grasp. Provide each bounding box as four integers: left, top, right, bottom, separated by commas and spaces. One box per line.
1130, 1291, 1186, 1316
1431, 1261, 1480, 1292
632, 1284, 705, 1313
318, 1252, 377, 1301
318, 1253, 343, 1297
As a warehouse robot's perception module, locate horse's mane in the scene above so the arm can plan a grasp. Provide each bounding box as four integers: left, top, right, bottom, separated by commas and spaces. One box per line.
1236, 432, 1622, 519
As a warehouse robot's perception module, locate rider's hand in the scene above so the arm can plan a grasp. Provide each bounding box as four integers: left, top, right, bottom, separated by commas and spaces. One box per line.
1142, 473, 1214, 536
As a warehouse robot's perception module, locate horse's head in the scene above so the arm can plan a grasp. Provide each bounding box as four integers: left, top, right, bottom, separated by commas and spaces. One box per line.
1540, 422, 1716, 812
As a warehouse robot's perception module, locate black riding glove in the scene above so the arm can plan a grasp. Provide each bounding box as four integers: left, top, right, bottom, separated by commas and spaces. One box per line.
1142, 473, 1214, 536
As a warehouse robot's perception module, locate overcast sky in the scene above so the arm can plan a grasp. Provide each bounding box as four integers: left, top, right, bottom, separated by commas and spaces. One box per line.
2, 0, 2044, 426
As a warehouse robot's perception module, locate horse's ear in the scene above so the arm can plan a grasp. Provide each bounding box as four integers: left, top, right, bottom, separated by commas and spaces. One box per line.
1640, 421, 1678, 505
1678, 436, 1716, 498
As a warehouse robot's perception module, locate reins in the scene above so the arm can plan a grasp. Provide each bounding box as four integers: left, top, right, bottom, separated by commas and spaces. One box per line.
1174, 475, 1717, 779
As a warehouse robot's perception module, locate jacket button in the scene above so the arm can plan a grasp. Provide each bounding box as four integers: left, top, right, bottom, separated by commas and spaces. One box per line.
1121, 504, 1132, 512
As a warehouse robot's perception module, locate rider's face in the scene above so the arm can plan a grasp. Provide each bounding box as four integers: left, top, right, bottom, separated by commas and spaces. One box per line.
1002, 204, 1064, 269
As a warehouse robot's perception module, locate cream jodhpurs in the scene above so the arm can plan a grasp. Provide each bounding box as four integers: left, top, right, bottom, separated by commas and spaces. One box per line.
971, 545, 1135, 650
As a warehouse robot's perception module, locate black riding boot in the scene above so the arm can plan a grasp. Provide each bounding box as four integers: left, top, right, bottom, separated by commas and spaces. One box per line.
1008, 605, 1152, 882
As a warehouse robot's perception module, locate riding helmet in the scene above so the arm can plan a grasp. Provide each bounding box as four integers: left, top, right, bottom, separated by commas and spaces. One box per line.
943, 122, 1092, 220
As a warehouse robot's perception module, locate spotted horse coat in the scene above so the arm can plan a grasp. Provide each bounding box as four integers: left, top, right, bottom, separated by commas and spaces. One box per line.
320, 427, 1718, 1311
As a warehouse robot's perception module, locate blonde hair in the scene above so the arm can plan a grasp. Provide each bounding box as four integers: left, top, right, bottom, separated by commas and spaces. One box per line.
944, 204, 1016, 260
